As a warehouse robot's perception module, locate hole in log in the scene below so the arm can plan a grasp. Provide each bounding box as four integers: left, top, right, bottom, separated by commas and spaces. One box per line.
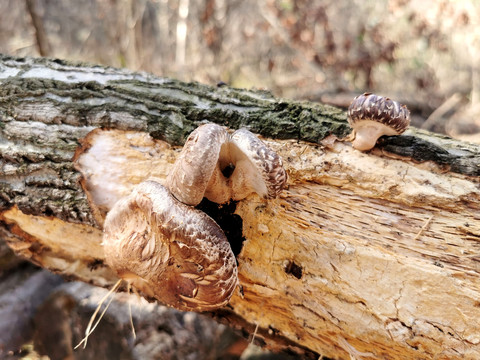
196, 198, 245, 257
284, 260, 303, 279
44, 207, 54, 217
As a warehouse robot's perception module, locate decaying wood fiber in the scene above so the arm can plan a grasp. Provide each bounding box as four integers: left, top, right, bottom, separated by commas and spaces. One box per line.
1, 55, 480, 359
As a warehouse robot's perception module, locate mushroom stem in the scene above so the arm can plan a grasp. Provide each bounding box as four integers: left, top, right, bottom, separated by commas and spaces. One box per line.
351, 126, 386, 151
204, 164, 232, 204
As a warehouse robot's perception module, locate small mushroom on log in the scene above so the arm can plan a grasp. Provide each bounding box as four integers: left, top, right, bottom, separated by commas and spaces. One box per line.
347, 93, 411, 151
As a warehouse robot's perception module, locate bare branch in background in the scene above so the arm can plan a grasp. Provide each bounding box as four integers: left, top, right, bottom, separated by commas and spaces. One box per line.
422, 93, 463, 132
25, 0, 50, 56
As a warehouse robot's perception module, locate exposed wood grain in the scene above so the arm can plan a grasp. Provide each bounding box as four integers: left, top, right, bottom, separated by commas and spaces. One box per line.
2, 127, 479, 359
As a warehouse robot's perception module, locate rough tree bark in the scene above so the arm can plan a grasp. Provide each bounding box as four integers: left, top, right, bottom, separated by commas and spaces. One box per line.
0, 55, 479, 360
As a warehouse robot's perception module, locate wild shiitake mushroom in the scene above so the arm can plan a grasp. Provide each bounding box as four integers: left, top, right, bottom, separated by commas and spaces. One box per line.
347, 93, 411, 151
102, 179, 238, 312
101, 123, 287, 313
167, 123, 287, 205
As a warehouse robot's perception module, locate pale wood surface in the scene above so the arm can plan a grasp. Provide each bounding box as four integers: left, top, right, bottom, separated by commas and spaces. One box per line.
1, 55, 480, 359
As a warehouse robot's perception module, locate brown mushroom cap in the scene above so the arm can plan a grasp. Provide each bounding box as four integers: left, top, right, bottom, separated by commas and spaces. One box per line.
103, 179, 238, 312
347, 93, 410, 151
229, 128, 287, 200
166, 123, 229, 206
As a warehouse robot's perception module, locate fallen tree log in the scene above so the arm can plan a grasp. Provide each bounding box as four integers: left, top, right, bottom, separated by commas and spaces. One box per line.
0, 55, 479, 359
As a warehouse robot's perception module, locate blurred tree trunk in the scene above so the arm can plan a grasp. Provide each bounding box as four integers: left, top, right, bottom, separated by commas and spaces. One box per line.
25, 0, 50, 56
1, 55, 480, 360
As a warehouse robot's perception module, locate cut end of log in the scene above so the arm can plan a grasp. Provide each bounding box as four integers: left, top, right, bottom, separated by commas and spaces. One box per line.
73, 129, 178, 226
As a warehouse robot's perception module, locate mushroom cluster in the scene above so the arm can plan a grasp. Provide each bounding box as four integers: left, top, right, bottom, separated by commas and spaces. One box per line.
167, 124, 287, 205
347, 93, 411, 151
102, 123, 287, 312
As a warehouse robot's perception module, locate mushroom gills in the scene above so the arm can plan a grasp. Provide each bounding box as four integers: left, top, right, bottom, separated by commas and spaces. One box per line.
352, 120, 401, 151
204, 139, 270, 202
228, 143, 268, 200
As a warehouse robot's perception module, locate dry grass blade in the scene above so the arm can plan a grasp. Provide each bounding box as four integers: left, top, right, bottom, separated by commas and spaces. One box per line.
74, 279, 122, 349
